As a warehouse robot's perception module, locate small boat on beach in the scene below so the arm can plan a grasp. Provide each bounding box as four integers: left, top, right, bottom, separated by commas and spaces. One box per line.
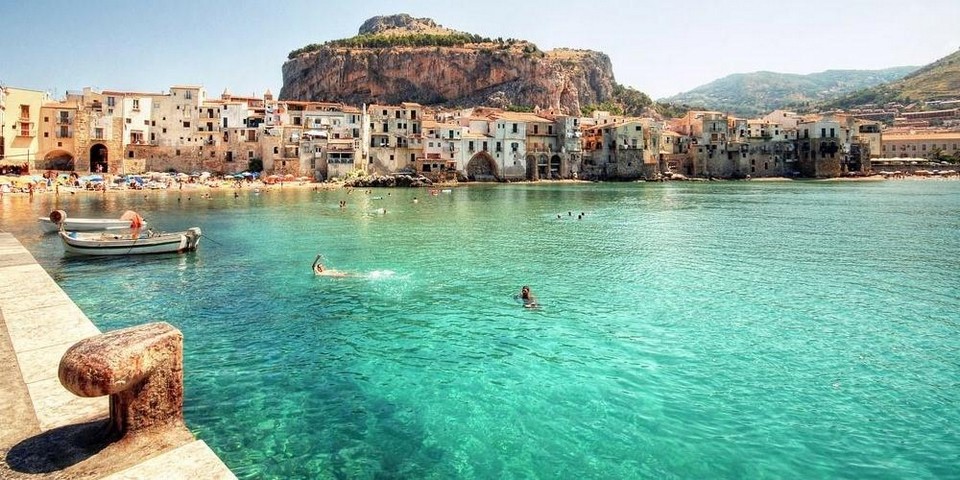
39, 210, 146, 234
58, 227, 202, 256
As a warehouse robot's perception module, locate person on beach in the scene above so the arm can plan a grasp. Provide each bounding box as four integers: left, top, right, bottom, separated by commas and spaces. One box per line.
518, 285, 538, 308
313, 255, 348, 277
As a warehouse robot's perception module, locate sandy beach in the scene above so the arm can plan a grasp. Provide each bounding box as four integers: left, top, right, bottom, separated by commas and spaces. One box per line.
2, 174, 958, 200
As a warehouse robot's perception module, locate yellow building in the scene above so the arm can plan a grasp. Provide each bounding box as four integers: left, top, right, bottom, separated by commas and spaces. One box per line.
881, 132, 960, 160
1, 86, 50, 173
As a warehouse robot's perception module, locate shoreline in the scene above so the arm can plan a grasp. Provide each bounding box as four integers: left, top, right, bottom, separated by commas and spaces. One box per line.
2, 174, 957, 199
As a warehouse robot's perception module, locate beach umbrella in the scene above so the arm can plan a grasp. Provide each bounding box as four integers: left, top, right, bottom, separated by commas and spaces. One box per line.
88, 174, 104, 182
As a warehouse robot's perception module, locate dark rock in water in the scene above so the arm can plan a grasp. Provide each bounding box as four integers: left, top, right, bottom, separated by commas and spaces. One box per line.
345, 174, 434, 188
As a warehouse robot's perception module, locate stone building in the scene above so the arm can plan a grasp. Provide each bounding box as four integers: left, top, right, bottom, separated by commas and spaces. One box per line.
796, 117, 846, 177
38, 98, 78, 171
367, 103, 423, 174
582, 118, 662, 180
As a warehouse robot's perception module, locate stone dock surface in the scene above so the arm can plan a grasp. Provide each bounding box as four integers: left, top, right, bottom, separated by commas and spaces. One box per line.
0, 232, 235, 479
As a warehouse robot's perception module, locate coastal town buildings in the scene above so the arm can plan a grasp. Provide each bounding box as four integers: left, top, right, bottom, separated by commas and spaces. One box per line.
3, 81, 957, 182
0, 86, 5, 164
1, 86, 48, 173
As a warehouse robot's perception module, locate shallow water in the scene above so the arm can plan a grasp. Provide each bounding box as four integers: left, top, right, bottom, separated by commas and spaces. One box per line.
2, 181, 959, 479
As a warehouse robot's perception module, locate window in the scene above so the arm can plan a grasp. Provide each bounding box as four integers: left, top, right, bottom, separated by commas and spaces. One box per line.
94, 128, 104, 139
44, 132, 49, 138
126, 118, 131, 124
496, 142, 502, 152
512, 123, 518, 134
20, 105, 29, 118
185, 91, 192, 99
59, 126, 68, 138
511, 142, 519, 152
107, 97, 115, 107
144, 120, 149, 126
44, 116, 49, 122
176, 149, 181, 156
533, 125, 539, 134
274, 146, 279, 154
469, 141, 475, 152
635, 126, 641, 131
183, 122, 191, 128
548, 125, 553, 135
132, 99, 140, 110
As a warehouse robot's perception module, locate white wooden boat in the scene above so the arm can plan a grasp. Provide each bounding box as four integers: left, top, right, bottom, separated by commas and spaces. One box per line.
39, 210, 146, 234
59, 227, 202, 256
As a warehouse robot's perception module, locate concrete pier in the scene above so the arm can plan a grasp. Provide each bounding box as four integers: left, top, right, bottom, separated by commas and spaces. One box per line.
0, 232, 235, 479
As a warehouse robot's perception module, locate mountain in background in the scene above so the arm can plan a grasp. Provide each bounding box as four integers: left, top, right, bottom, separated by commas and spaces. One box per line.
826, 49, 960, 109
280, 14, 657, 116
660, 67, 917, 116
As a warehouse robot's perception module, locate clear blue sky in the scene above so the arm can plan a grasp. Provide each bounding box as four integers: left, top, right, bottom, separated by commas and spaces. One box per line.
3, 0, 958, 101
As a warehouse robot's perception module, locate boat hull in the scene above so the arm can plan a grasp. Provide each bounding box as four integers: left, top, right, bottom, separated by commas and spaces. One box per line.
59, 228, 201, 256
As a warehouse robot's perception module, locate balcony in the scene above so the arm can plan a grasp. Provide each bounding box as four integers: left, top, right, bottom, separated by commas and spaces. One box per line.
17, 123, 36, 137
57, 117, 71, 125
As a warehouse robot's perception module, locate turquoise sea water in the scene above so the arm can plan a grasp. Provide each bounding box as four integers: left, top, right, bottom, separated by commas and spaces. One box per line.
2, 180, 959, 479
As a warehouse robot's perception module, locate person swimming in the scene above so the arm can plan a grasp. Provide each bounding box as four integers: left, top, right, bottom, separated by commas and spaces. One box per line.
518, 285, 538, 308
312, 254, 348, 277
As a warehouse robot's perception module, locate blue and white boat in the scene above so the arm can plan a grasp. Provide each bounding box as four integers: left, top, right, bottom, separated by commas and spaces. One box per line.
58, 227, 202, 256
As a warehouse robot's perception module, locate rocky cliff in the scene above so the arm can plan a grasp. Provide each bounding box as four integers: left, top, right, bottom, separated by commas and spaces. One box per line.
280, 15, 618, 114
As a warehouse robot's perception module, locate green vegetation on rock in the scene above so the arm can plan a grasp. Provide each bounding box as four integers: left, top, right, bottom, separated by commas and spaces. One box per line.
288, 33, 495, 59
582, 84, 653, 117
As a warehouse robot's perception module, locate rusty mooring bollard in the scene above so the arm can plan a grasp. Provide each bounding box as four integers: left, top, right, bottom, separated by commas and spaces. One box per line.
59, 322, 184, 437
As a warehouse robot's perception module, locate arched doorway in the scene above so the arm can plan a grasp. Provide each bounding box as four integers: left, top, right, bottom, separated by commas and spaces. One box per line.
90, 144, 108, 173
525, 155, 537, 180
43, 150, 76, 171
550, 155, 562, 179
466, 152, 498, 181
537, 155, 549, 180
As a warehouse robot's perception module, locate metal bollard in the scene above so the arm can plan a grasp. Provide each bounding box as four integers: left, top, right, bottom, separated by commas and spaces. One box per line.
58, 322, 184, 437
